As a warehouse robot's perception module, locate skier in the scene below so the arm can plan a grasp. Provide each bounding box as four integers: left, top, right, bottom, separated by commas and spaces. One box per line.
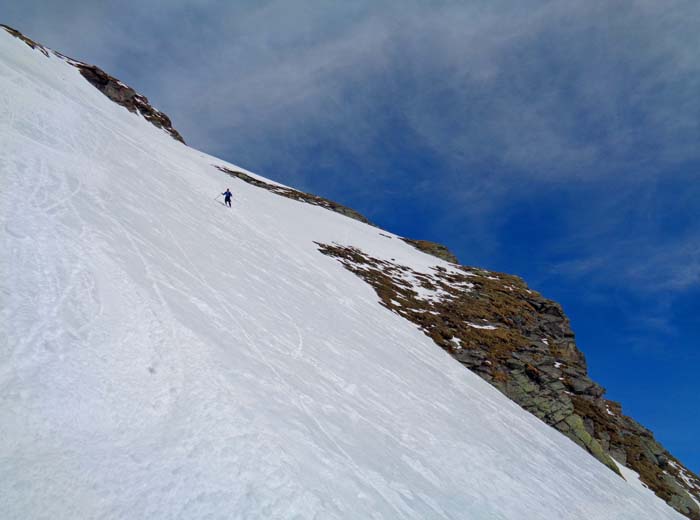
222, 188, 233, 207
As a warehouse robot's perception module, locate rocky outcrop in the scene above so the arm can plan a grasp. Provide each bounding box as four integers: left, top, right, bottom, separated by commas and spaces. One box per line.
73, 64, 185, 143
400, 238, 459, 263
216, 165, 467, 266
1, 24, 50, 57
317, 243, 700, 519
216, 165, 372, 225
1, 25, 185, 144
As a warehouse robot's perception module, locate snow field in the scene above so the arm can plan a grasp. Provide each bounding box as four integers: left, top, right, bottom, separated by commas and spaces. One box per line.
0, 31, 684, 519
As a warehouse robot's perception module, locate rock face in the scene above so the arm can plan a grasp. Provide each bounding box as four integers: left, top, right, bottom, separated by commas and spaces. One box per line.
400, 238, 459, 263
316, 244, 700, 519
1, 25, 185, 144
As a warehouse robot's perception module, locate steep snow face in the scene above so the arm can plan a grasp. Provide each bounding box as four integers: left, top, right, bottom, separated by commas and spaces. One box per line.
0, 31, 684, 520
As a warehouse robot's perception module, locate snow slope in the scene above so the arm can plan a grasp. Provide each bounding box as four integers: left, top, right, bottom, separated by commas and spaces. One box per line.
0, 30, 684, 519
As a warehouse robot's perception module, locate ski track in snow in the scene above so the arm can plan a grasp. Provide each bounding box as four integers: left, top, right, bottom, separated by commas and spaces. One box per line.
0, 31, 686, 519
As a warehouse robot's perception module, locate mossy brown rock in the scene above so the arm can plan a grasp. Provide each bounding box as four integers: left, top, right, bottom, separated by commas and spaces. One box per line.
317, 243, 700, 519
400, 238, 459, 263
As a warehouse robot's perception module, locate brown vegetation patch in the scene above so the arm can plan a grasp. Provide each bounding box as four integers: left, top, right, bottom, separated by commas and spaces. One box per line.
400, 238, 459, 263
318, 242, 700, 519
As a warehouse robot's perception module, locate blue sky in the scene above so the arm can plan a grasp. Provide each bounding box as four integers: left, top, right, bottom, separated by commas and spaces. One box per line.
6, 1, 699, 472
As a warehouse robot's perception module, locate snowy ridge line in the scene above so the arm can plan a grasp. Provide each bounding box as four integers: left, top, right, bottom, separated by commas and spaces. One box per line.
1, 23, 696, 519
216, 164, 460, 264
0, 24, 50, 56
216, 164, 373, 225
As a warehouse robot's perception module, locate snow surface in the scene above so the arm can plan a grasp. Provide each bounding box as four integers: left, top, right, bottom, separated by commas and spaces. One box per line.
466, 322, 499, 330
612, 459, 681, 508
0, 31, 684, 519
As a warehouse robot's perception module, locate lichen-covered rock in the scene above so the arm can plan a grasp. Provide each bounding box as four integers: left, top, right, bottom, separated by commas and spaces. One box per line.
317, 243, 700, 519
400, 238, 459, 263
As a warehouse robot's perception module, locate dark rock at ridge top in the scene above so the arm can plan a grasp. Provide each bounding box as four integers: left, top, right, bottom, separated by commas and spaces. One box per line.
1, 24, 50, 56
400, 238, 459, 264
317, 243, 700, 520
215, 165, 462, 265
216, 166, 372, 225
75, 64, 185, 144
1, 25, 185, 144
